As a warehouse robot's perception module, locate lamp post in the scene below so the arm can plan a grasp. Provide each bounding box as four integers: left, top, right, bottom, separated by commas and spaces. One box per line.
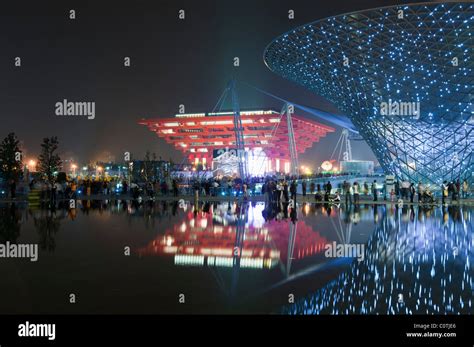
27, 159, 36, 172
25, 159, 37, 183
96, 166, 103, 179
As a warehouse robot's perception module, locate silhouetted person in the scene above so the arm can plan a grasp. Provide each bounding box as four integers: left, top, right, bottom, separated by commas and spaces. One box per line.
409, 183, 415, 203
372, 180, 378, 201
325, 181, 332, 196
51, 183, 57, 203
462, 179, 469, 199
394, 180, 400, 198
290, 180, 297, 201
309, 182, 315, 195
442, 181, 448, 204
353, 182, 360, 204
454, 179, 461, 201
122, 181, 128, 194
343, 180, 351, 205
9, 179, 16, 199
172, 179, 179, 197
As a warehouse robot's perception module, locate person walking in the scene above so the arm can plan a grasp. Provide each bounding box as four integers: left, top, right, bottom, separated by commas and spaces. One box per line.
395, 180, 400, 199
290, 180, 297, 202
262, 181, 269, 205
172, 179, 179, 197
283, 180, 289, 203
462, 179, 469, 199
353, 181, 360, 204
417, 182, 423, 202
344, 181, 352, 206
449, 181, 456, 201
301, 180, 307, 197
243, 182, 248, 200
309, 182, 315, 195
455, 179, 461, 201
363, 182, 369, 196
401, 180, 410, 200
276, 181, 283, 204
409, 183, 416, 203
326, 181, 332, 194
441, 181, 448, 204
372, 180, 378, 201
324, 181, 332, 202
51, 181, 57, 203
73, 180, 78, 198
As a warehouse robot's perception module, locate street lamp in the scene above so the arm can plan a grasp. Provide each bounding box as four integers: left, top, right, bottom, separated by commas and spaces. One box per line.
96, 166, 103, 178
27, 159, 36, 172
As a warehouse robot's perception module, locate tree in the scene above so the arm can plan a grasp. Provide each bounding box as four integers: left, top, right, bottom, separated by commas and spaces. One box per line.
0, 132, 22, 182
141, 151, 157, 183
37, 137, 62, 185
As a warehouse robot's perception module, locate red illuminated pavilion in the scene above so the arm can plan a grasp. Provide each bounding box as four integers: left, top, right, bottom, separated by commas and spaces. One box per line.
139, 109, 334, 173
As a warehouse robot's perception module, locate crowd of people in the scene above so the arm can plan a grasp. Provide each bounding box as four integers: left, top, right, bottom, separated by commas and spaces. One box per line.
334, 179, 471, 205
441, 179, 470, 204
1, 173, 472, 206
26, 177, 183, 202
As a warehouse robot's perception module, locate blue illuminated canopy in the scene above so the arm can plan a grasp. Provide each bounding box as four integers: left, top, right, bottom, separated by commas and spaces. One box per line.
264, 1, 473, 184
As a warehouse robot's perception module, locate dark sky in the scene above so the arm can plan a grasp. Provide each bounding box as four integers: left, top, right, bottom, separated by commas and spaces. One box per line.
0, 0, 429, 167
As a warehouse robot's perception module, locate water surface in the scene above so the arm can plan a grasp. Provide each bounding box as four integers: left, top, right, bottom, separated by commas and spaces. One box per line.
0, 200, 472, 314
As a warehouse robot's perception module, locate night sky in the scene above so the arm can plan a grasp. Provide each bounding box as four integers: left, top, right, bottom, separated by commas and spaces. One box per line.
0, 0, 431, 168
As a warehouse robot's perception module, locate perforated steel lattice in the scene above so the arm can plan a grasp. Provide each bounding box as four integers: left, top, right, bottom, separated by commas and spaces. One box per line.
264, 2, 473, 184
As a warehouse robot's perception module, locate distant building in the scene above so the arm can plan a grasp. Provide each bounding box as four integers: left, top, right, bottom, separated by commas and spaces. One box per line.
340, 160, 374, 175
139, 109, 334, 176
79, 163, 129, 179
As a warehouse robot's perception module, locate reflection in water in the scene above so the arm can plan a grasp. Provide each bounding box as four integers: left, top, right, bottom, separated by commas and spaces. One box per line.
138, 202, 329, 271
0, 204, 21, 243
32, 207, 63, 252
284, 205, 473, 314
0, 200, 472, 314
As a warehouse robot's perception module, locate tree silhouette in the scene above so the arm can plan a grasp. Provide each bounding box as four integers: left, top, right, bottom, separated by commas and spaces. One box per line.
0, 133, 22, 182
141, 150, 157, 183
37, 137, 62, 185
